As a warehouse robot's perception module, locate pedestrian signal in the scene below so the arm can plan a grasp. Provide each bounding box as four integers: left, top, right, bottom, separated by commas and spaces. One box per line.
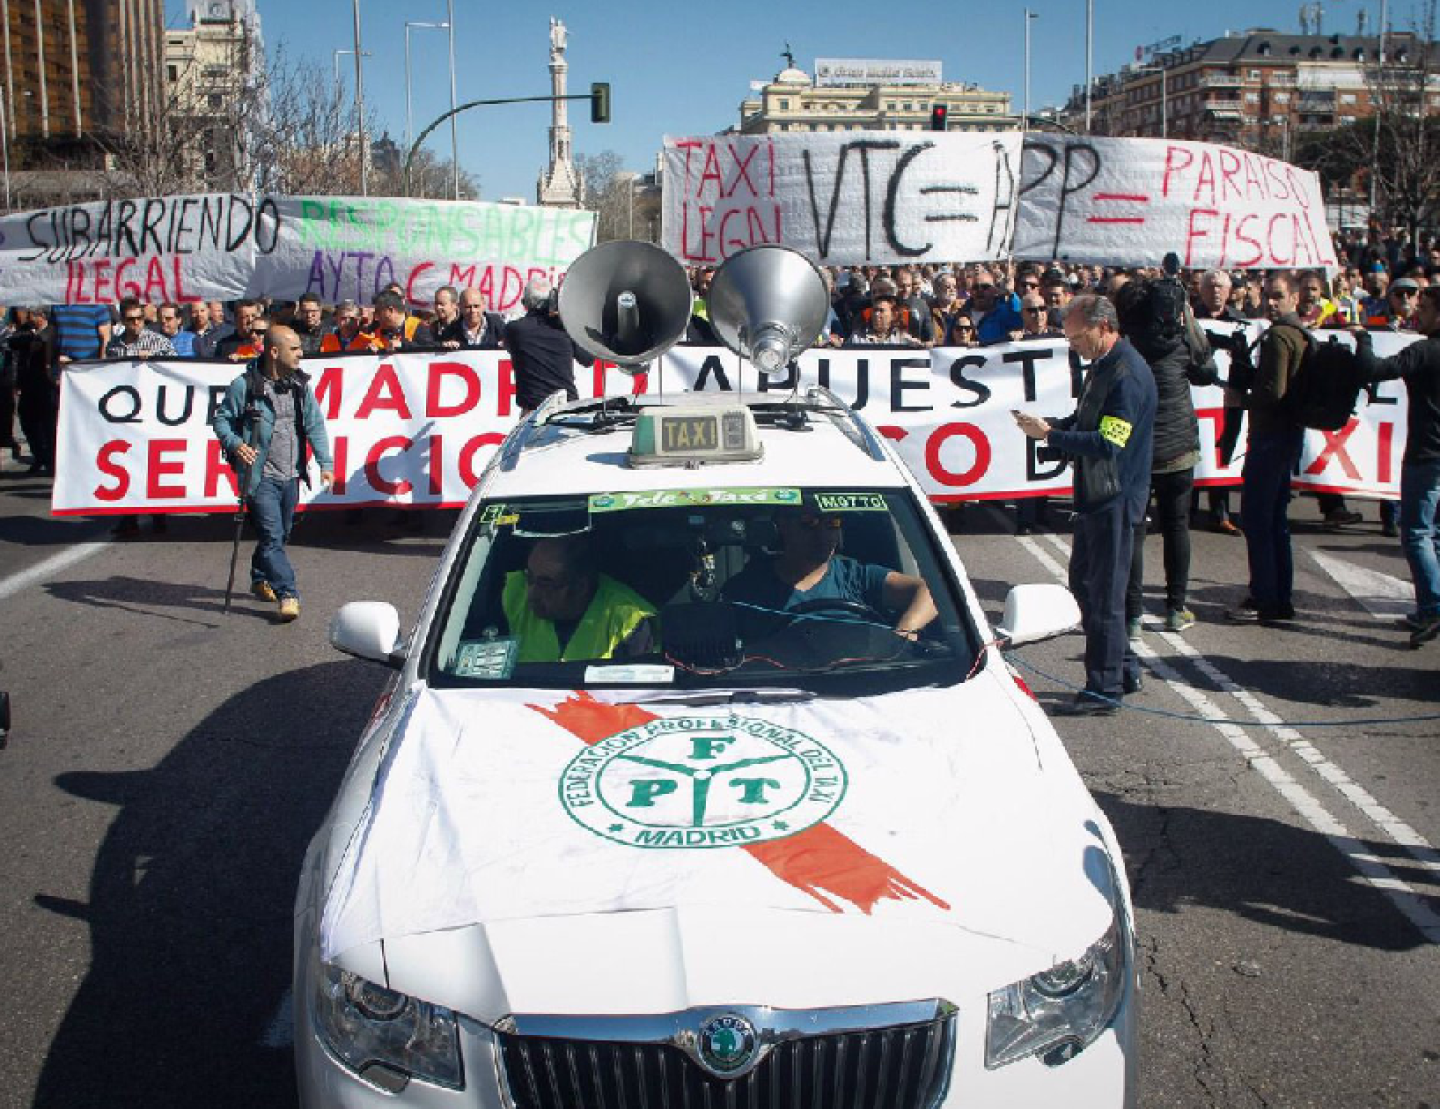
591, 82, 611, 124
930, 104, 948, 131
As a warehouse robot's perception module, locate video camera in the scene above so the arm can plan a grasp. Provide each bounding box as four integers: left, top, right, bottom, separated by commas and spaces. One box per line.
1201, 324, 1257, 396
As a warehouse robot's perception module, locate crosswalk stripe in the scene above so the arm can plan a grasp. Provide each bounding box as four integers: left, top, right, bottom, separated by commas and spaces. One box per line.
1306, 548, 1414, 620
1012, 530, 1440, 943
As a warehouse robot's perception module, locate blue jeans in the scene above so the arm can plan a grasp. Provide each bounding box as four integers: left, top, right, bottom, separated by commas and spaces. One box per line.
249, 476, 299, 600
1241, 427, 1304, 613
1400, 459, 1440, 619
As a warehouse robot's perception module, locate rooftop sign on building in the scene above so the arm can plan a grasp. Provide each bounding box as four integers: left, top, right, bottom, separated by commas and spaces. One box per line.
814, 58, 943, 87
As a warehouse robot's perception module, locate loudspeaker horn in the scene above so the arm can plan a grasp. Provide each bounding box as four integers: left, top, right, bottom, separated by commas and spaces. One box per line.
558, 240, 693, 374
707, 245, 829, 374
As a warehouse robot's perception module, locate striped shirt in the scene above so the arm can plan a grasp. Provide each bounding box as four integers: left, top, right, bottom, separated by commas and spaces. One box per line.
49, 304, 113, 360
105, 329, 178, 358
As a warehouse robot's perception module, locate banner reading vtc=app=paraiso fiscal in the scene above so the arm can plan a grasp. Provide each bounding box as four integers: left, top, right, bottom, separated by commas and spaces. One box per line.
52, 331, 1412, 516
661, 133, 1336, 272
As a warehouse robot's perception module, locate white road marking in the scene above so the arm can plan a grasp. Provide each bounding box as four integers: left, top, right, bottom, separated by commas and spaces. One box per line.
1306, 548, 1414, 620
1017, 531, 1440, 943
261, 987, 295, 1048
0, 541, 109, 603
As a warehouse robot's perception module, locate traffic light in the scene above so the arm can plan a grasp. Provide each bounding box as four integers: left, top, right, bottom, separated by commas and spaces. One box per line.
930, 104, 948, 131
591, 82, 611, 124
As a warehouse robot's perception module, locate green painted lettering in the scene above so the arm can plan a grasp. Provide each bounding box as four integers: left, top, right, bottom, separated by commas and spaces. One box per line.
730, 777, 782, 804
626, 779, 679, 808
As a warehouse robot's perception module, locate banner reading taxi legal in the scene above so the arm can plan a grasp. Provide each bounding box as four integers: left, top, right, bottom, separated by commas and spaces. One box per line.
54, 335, 1412, 515
0, 194, 596, 310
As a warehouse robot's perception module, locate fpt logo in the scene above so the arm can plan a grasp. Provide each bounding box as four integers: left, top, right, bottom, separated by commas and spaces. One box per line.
558, 716, 848, 849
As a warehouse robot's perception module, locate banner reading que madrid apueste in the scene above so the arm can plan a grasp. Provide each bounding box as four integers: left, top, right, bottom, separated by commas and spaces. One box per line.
0, 194, 597, 311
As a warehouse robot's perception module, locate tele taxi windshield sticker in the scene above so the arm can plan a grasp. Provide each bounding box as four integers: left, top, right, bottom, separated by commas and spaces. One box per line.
813, 492, 889, 512
589, 489, 801, 513
477, 504, 508, 525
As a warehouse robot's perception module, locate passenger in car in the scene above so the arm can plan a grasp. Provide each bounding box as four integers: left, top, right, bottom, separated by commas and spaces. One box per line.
502, 534, 659, 662
722, 506, 937, 638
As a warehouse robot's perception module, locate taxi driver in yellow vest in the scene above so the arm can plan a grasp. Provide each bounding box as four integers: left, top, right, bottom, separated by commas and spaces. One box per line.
503, 534, 658, 662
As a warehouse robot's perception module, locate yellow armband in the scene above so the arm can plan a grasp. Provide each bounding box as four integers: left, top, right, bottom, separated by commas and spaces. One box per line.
1098, 415, 1133, 448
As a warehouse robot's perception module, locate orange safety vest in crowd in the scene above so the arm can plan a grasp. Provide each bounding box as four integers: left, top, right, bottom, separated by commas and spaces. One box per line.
346, 316, 424, 352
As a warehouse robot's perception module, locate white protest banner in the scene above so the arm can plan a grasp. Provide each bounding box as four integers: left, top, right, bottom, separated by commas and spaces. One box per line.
52, 334, 1411, 515
51, 352, 644, 516
0, 194, 596, 310
661, 132, 1022, 267
1014, 136, 1338, 271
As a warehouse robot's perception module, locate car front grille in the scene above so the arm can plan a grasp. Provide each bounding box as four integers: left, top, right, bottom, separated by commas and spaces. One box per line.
497, 1012, 956, 1109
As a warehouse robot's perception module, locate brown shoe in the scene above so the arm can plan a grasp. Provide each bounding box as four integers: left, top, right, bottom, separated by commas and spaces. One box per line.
277, 597, 300, 622
251, 581, 277, 603
1214, 519, 1241, 536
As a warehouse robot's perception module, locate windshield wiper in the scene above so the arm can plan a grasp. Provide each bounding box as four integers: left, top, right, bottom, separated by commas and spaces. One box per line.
626, 688, 817, 706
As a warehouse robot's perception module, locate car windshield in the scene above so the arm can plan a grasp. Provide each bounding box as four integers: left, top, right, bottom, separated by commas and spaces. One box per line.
426, 487, 979, 695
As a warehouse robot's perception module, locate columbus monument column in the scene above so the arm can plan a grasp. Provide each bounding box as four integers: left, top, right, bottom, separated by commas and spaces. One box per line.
536, 17, 584, 208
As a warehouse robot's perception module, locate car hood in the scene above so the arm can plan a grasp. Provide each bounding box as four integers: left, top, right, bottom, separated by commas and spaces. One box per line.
319, 674, 1120, 1020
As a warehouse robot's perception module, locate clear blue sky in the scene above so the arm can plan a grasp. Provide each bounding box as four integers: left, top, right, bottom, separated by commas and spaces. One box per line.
167, 1, 1402, 201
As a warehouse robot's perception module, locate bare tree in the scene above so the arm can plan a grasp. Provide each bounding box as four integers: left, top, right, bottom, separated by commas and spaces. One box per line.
1292, 7, 1440, 240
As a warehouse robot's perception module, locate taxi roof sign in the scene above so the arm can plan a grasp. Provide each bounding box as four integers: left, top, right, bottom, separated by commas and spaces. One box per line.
629, 403, 763, 467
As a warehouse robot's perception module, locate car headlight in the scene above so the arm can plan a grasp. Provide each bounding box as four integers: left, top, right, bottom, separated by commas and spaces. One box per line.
312, 959, 463, 1091
985, 909, 1130, 1069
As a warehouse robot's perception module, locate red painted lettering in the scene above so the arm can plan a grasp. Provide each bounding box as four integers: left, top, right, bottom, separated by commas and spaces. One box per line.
354, 363, 413, 420
425, 361, 482, 417
925, 423, 991, 487
1306, 419, 1361, 479
459, 433, 504, 487
1161, 145, 1194, 198
93, 440, 131, 501
203, 439, 239, 498
364, 436, 414, 496
146, 438, 187, 499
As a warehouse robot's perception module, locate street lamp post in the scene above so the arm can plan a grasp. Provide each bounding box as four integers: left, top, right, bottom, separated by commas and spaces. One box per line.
333, 48, 370, 88
1135, 64, 1168, 139
1370, 0, 1389, 214
0, 84, 10, 213
404, 21, 448, 155
446, 0, 459, 200
1023, 9, 1038, 133
1085, 0, 1094, 133
352, 0, 367, 195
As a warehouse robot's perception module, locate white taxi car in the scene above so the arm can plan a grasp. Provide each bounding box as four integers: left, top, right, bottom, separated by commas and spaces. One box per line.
294, 387, 1138, 1107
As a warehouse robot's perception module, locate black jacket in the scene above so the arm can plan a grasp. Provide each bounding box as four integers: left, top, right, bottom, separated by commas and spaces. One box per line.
438, 315, 506, 350
506, 310, 595, 411
1354, 330, 1440, 464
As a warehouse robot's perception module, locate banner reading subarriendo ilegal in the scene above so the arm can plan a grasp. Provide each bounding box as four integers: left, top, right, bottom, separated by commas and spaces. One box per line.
52, 331, 1413, 516
0, 194, 596, 310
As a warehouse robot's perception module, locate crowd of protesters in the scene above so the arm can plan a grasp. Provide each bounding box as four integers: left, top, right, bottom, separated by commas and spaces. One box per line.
0, 222, 1435, 644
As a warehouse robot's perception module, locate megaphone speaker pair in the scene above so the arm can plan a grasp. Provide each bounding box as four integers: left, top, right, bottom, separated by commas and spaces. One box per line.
558, 241, 830, 374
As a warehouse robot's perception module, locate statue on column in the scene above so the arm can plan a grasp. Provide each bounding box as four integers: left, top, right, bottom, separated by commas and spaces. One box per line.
550, 17, 567, 61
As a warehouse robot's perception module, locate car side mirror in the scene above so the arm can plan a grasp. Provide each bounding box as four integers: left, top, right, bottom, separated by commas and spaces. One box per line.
330, 602, 405, 668
996, 583, 1082, 646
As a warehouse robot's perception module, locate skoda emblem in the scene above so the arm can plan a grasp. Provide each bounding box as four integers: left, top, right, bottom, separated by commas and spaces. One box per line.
697, 1013, 759, 1077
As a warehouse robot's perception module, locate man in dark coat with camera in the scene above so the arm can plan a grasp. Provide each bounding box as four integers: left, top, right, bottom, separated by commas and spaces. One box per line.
1015, 295, 1157, 716
506, 276, 595, 415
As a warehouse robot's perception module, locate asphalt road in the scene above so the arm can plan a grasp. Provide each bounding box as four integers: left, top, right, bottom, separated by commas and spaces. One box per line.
0, 457, 1436, 1109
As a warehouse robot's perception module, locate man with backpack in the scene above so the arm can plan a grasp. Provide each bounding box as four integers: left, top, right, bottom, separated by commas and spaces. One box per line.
1228, 274, 1308, 625
1351, 286, 1440, 647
